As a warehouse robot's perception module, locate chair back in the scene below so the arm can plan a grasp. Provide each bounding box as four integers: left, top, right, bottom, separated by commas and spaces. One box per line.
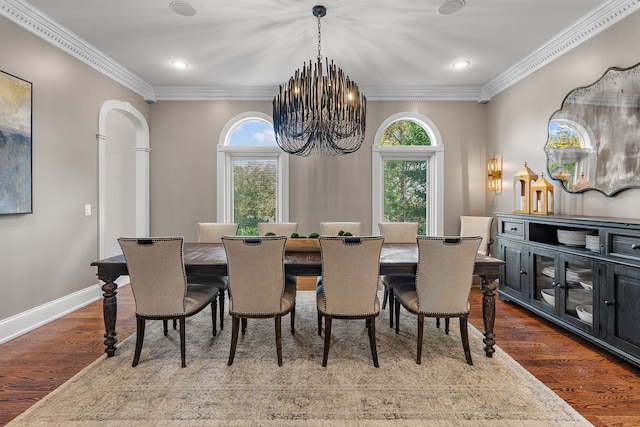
198, 223, 239, 243
415, 236, 481, 314
257, 222, 298, 236
320, 222, 362, 236
222, 236, 287, 315
378, 222, 419, 243
118, 237, 188, 316
319, 236, 384, 316
460, 216, 493, 255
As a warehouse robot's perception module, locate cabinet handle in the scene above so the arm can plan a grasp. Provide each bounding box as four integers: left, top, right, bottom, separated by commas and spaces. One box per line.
605, 300, 615, 306
519, 270, 526, 275
632, 244, 639, 250
554, 282, 564, 288
510, 227, 518, 231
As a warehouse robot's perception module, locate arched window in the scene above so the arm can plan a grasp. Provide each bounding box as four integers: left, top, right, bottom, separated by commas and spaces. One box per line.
372, 113, 443, 235
545, 117, 596, 191
217, 113, 289, 235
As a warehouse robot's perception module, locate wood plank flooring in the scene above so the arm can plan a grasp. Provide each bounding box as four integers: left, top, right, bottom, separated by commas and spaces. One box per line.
1, 278, 639, 426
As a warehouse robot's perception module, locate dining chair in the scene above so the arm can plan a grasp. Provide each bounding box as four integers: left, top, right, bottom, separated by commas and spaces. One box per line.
393, 236, 481, 365
222, 235, 296, 366
460, 216, 494, 256
316, 236, 384, 367
197, 222, 239, 332
257, 222, 298, 237
118, 237, 218, 368
320, 222, 362, 236
378, 222, 419, 328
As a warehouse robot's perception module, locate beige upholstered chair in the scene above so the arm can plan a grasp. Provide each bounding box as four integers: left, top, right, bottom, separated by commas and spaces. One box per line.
378, 222, 419, 328
317, 236, 384, 367
460, 216, 494, 255
257, 222, 298, 236
118, 237, 218, 368
197, 222, 239, 331
393, 236, 481, 365
222, 236, 296, 366
320, 222, 362, 236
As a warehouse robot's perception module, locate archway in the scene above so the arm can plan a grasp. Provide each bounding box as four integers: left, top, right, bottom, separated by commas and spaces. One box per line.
96, 100, 150, 259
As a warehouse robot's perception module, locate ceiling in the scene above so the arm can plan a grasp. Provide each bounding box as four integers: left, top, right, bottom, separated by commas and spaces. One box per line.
4, 0, 637, 101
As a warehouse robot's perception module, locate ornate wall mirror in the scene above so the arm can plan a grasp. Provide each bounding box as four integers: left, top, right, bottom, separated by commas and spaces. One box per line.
545, 61, 640, 196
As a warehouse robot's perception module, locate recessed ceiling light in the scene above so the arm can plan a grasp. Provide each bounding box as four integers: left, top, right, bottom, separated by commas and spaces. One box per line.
452, 60, 470, 69
171, 61, 189, 69
437, 0, 466, 16
169, 1, 196, 17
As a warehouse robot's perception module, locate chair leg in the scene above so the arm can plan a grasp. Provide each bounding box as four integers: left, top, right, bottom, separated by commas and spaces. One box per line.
417, 314, 424, 365
173, 319, 177, 330
241, 318, 247, 335
382, 286, 388, 309
275, 315, 283, 366
445, 318, 450, 335
163, 319, 168, 336
388, 288, 395, 329
218, 289, 225, 330
394, 300, 401, 334
228, 316, 240, 366
211, 300, 217, 336
322, 316, 332, 367
460, 315, 473, 365
368, 315, 379, 368
132, 316, 146, 367
179, 317, 186, 368
436, 318, 440, 329
317, 309, 322, 336
290, 303, 296, 335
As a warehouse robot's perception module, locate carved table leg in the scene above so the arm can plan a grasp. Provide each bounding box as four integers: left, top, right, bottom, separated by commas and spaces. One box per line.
479, 274, 498, 357
100, 275, 120, 357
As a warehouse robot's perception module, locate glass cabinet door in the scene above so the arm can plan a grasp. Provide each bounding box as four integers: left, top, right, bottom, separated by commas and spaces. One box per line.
558, 255, 595, 330
531, 249, 556, 311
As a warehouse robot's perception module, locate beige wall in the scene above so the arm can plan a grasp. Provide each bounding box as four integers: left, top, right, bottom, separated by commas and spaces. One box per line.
486, 11, 640, 219
0, 15, 148, 320
149, 99, 487, 239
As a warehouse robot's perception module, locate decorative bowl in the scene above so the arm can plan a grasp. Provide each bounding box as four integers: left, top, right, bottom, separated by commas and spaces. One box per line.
576, 304, 593, 325
285, 238, 320, 252
541, 288, 555, 306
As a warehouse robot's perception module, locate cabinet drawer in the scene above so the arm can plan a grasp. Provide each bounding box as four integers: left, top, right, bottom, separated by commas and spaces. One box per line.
500, 219, 525, 239
608, 231, 640, 262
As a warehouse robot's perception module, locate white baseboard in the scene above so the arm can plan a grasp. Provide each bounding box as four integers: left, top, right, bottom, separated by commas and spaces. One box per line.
0, 278, 129, 344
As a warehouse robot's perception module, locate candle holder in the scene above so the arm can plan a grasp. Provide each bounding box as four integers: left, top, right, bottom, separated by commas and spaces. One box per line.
531, 173, 554, 215
513, 162, 538, 214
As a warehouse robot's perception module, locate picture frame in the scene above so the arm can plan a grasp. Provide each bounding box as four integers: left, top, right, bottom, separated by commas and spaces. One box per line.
0, 69, 32, 214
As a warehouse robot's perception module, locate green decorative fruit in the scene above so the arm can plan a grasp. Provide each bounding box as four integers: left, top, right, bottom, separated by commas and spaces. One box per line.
290, 232, 300, 238
308, 232, 319, 238
343, 232, 353, 236
265, 231, 276, 236
338, 230, 345, 236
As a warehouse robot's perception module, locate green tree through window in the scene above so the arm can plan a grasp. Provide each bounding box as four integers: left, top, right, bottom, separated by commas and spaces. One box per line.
380, 121, 430, 234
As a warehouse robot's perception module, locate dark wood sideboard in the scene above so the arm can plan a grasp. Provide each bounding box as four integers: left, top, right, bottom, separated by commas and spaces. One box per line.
497, 213, 640, 367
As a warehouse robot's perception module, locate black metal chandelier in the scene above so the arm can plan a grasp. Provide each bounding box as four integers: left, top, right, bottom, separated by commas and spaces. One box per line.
273, 5, 367, 157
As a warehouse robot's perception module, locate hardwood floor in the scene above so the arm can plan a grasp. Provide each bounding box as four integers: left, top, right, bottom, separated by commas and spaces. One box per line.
1, 278, 639, 426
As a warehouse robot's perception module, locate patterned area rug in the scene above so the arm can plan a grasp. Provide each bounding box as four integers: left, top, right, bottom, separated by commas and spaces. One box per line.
8, 291, 592, 426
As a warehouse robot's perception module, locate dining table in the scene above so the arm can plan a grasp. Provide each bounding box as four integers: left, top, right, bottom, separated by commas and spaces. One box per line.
91, 242, 504, 358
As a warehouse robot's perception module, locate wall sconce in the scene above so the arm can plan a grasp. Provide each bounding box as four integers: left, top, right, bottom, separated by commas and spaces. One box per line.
487, 158, 502, 192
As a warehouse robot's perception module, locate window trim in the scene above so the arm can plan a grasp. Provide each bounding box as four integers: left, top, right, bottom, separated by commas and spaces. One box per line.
216, 112, 289, 223
371, 113, 444, 235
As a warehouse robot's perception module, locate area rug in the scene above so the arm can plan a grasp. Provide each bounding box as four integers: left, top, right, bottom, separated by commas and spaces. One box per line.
8, 291, 592, 426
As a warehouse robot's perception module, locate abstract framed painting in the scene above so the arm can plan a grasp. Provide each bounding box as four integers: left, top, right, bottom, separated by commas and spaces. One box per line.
0, 69, 32, 214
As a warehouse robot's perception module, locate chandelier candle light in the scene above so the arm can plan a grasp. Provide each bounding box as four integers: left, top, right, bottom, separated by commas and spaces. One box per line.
273, 5, 367, 156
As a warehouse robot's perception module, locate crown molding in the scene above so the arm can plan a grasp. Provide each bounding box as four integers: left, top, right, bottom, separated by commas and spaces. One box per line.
2, 0, 638, 102
152, 85, 484, 102
481, 0, 640, 99
0, 0, 156, 102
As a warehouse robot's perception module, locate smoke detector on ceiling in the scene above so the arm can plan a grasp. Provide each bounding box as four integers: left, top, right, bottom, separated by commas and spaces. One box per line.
437, 0, 466, 16
169, 1, 196, 17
